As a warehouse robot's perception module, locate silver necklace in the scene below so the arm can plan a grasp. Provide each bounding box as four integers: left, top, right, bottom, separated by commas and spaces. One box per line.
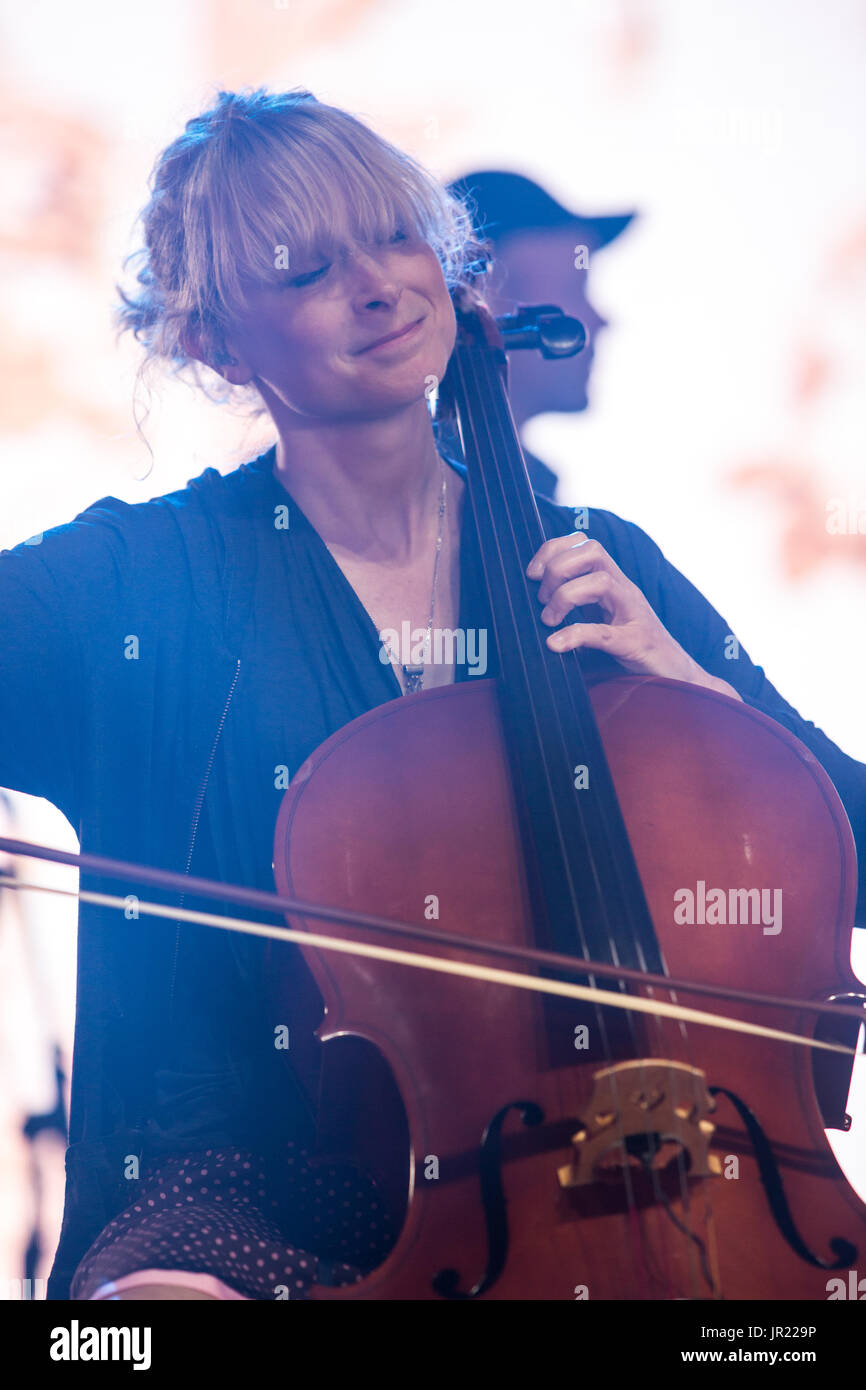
400, 458, 447, 694
323, 459, 447, 695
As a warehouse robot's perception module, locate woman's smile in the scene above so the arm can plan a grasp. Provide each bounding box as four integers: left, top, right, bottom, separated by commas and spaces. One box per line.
355, 314, 427, 355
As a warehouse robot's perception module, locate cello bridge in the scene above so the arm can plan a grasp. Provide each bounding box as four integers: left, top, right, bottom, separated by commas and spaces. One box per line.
557, 1060, 721, 1187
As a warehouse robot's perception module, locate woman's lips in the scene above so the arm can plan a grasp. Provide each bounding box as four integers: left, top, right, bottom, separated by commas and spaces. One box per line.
358, 316, 425, 353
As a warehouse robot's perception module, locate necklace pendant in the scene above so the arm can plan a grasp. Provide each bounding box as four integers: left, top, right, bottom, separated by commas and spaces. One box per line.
402, 664, 425, 694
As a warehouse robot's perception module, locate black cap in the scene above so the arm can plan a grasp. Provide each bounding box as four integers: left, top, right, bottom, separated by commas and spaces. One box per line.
448, 169, 635, 249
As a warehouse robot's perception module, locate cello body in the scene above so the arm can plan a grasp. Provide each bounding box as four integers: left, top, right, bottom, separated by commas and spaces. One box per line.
272, 671, 866, 1300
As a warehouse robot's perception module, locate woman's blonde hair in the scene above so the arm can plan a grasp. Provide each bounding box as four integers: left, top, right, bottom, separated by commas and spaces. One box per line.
118, 86, 488, 406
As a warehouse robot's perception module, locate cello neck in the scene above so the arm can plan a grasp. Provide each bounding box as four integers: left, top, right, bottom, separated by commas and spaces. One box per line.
442, 299, 663, 978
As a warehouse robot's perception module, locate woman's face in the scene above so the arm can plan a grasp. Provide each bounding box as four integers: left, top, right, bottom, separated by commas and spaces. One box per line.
225, 228, 457, 424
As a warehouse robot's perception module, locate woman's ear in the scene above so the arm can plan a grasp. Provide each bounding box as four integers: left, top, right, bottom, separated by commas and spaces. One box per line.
215, 352, 256, 386
178, 325, 208, 364
179, 327, 254, 384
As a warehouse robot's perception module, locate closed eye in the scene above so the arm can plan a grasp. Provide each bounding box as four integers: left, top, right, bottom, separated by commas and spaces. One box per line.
286, 231, 407, 287
288, 263, 331, 288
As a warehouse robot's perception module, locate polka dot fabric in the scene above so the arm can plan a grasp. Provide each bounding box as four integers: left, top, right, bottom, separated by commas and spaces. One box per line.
70, 1142, 396, 1301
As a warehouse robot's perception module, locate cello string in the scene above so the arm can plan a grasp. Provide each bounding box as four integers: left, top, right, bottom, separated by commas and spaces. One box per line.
458, 340, 709, 1296
456, 344, 645, 994
480, 338, 724, 1299
457, 332, 706, 1297
453, 348, 625, 996
453, 341, 655, 1289
487, 367, 720, 1294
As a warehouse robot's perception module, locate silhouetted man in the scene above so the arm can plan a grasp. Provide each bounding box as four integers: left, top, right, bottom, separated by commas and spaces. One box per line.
449, 170, 635, 498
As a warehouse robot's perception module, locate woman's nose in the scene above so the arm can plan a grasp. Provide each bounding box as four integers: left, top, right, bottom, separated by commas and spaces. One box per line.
348, 247, 400, 304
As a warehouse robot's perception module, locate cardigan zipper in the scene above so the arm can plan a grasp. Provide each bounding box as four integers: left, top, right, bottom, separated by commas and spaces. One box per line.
168, 658, 242, 1009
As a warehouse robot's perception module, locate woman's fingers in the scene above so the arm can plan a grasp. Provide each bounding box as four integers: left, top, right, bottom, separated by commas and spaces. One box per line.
539, 568, 620, 626
527, 533, 699, 682
526, 536, 633, 627
546, 619, 639, 660
528, 533, 600, 602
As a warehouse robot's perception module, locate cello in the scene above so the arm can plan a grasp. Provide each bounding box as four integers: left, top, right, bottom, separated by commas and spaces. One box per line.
267, 292, 866, 1300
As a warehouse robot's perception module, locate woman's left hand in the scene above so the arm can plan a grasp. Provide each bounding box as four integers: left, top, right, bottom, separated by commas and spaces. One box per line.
526, 533, 741, 698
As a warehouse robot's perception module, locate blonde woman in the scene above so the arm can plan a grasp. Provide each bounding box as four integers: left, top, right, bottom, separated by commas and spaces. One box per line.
1, 87, 863, 1301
